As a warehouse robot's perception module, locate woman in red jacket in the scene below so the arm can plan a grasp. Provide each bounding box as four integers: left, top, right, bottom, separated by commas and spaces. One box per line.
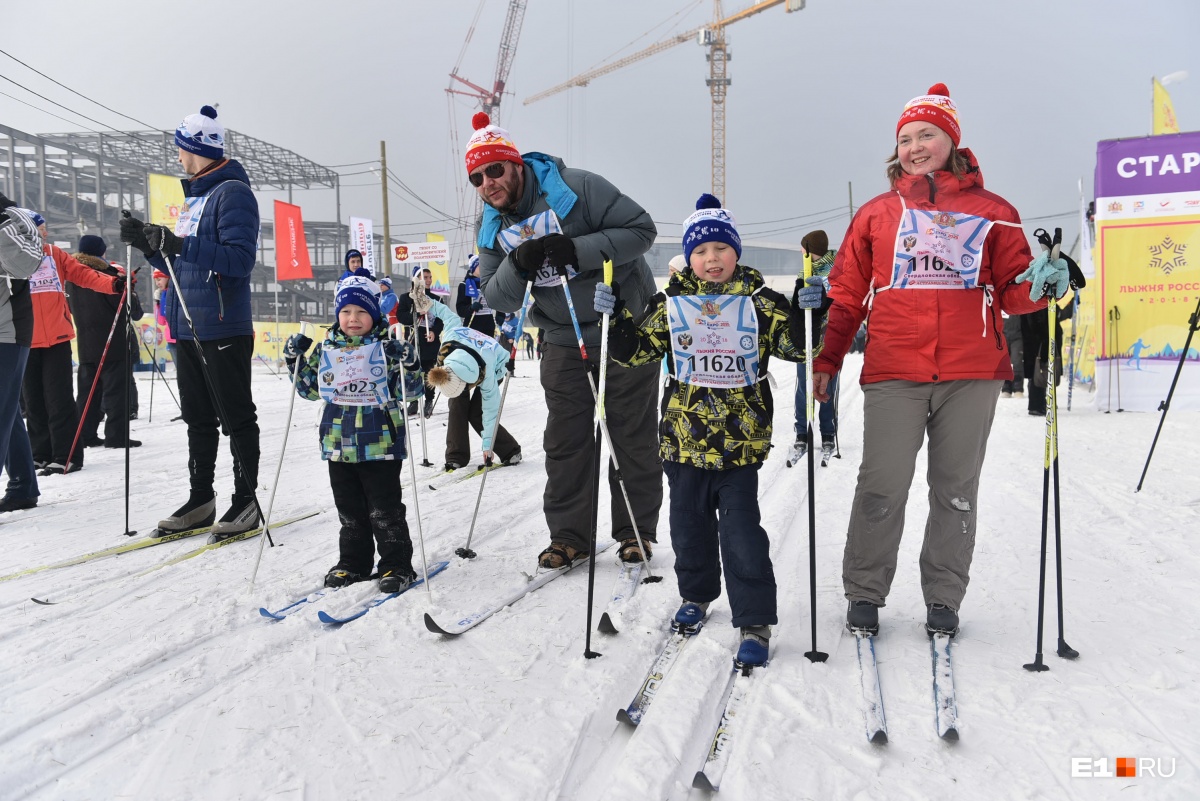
812, 84, 1069, 637
22, 223, 120, 474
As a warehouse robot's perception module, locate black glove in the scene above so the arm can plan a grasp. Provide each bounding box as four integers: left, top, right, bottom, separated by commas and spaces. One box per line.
381, 338, 414, 363
510, 238, 546, 280
470, 301, 483, 312
283, 333, 313, 360
0, 191, 15, 215
111, 275, 127, 295
542, 233, 576, 273
119, 214, 154, 256
145, 224, 184, 257
507, 358, 516, 375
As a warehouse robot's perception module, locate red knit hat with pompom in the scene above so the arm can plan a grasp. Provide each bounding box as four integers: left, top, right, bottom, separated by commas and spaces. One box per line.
896, 83, 961, 146
464, 112, 524, 174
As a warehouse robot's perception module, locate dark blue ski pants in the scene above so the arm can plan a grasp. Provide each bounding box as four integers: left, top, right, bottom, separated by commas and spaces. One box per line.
1, 343, 38, 502
663, 461, 776, 628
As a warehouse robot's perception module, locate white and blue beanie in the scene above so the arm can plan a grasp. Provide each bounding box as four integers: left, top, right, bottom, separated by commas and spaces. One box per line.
682, 193, 741, 264
175, 105, 225, 160
335, 268, 382, 325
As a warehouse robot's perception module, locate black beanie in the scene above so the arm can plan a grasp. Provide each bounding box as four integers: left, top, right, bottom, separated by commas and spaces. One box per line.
801, 230, 828, 257
78, 234, 107, 258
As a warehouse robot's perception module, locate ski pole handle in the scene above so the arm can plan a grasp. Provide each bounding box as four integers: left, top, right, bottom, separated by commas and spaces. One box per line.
603, 258, 613, 288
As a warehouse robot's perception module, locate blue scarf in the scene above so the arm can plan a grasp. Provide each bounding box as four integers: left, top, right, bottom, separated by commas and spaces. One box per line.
477, 152, 578, 250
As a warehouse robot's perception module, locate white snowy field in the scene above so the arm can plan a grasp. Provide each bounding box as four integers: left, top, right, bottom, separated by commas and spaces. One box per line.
1, 353, 1197, 801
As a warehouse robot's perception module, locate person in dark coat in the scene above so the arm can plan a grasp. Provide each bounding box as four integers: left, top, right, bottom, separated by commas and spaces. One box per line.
69, 236, 142, 452
394, 266, 444, 419
120, 105, 261, 538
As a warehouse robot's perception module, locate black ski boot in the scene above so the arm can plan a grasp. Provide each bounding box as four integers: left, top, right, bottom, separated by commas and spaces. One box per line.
379, 568, 417, 594
324, 567, 369, 588
847, 600, 880, 634
926, 604, 959, 637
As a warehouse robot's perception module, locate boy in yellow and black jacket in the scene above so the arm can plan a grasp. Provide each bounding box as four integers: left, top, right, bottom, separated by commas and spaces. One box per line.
594, 194, 826, 666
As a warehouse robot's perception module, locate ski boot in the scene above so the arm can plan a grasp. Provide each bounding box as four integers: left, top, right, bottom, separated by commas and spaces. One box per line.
736, 625, 771, 667
379, 568, 418, 594
155, 492, 216, 536
210, 495, 262, 541
926, 604, 959, 637
673, 600, 710, 634
324, 567, 369, 588
786, 440, 807, 468
820, 435, 835, 466
846, 600, 880, 635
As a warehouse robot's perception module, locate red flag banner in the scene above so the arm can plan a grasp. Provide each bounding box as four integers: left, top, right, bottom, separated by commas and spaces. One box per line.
274, 200, 313, 280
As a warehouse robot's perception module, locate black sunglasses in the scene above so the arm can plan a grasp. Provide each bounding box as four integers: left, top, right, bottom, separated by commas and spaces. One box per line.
468, 162, 507, 187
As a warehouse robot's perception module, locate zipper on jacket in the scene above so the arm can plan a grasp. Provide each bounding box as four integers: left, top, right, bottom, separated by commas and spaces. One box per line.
926, 174, 937, 204
215, 274, 225, 320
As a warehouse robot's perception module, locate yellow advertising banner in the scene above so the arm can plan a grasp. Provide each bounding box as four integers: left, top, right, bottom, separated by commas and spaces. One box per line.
1152, 78, 1180, 136
424, 233, 451, 294
147, 173, 185, 229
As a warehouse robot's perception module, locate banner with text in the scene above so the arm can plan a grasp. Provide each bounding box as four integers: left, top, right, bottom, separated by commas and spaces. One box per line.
1093, 132, 1200, 411
274, 201, 313, 281
349, 216, 376, 275
424, 233, 450, 294
147, 173, 185, 229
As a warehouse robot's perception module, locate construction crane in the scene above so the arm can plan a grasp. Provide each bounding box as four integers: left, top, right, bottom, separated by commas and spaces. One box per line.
524, 1, 804, 202
447, 0, 529, 120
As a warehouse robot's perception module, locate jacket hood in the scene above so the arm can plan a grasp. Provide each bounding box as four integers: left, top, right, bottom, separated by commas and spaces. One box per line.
670, 263, 764, 297
893, 147, 984, 202
183, 158, 252, 198
73, 253, 116, 275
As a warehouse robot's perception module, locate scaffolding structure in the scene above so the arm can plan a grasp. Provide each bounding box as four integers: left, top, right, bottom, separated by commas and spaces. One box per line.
0, 123, 371, 322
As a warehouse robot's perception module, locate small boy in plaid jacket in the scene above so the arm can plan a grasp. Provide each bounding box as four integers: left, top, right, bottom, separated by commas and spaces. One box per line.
283, 269, 423, 592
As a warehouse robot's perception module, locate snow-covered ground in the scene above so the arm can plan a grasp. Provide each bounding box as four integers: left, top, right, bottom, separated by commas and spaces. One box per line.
1, 353, 1197, 801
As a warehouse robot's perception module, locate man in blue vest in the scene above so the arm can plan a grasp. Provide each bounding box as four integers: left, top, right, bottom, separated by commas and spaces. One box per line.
120, 106, 262, 538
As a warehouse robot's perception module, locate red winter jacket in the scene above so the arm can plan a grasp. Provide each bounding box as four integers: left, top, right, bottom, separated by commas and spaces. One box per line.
29, 244, 117, 349
815, 149, 1046, 385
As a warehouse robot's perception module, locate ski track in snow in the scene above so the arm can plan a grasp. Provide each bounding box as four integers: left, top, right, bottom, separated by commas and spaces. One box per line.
0, 358, 1197, 800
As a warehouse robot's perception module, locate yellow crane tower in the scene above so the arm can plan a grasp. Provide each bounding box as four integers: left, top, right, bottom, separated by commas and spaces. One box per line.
524, 1, 805, 202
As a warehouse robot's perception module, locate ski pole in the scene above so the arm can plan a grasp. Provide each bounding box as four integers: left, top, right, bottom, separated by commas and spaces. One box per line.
255, 353, 285, 379
391, 323, 433, 601
148, 316, 156, 422
1105, 309, 1115, 413
1113, 306, 1124, 412
146, 212, 275, 548
801, 252, 828, 664
249, 321, 309, 588
1136, 294, 1200, 492
457, 280, 534, 559
1066, 293, 1079, 412
130, 318, 181, 413
64, 292, 127, 475
596, 261, 657, 580
122, 250, 135, 537
559, 271, 657, 580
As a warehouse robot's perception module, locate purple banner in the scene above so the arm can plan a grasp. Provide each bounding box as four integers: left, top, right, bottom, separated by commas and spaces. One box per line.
1095, 132, 1200, 197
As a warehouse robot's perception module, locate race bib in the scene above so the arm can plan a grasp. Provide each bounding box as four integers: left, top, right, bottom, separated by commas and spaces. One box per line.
464, 278, 492, 313
174, 181, 237, 237
892, 207, 994, 290
495, 210, 577, 287
666, 295, 759, 389
451, 326, 505, 361
317, 341, 391, 406
29, 255, 62, 295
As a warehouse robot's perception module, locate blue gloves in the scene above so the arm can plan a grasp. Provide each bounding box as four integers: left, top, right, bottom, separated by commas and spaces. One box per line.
1015, 252, 1070, 301
594, 281, 623, 316
381, 338, 415, 363
795, 275, 827, 310
283, 333, 313, 360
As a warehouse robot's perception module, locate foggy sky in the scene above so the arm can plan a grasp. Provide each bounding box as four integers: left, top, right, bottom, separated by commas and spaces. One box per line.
5, 0, 1199, 263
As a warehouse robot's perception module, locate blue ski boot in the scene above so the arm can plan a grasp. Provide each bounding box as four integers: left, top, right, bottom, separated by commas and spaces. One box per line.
736, 625, 771, 667
673, 600, 710, 633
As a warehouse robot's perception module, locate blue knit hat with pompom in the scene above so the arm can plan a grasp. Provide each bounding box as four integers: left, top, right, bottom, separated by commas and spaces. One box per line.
335, 268, 382, 325
682, 193, 741, 264
175, 105, 225, 160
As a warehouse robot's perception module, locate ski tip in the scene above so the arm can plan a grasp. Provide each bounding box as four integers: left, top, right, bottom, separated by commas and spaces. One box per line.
870, 730, 889, 745
31, 597, 56, 606
598, 613, 618, 635
317, 610, 342, 625
258, 607, 284, 620
616, 708, 639, 726
423, 612, 451, 635
692, 772, 717, 792
941, 728, 960, 743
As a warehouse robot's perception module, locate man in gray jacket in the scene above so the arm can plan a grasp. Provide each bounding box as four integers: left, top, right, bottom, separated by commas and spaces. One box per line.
467, 112, 661, 570
0, 196, 47, 512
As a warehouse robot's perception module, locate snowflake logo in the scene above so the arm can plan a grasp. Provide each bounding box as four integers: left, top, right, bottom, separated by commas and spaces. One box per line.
1148, 237, 1188, 275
